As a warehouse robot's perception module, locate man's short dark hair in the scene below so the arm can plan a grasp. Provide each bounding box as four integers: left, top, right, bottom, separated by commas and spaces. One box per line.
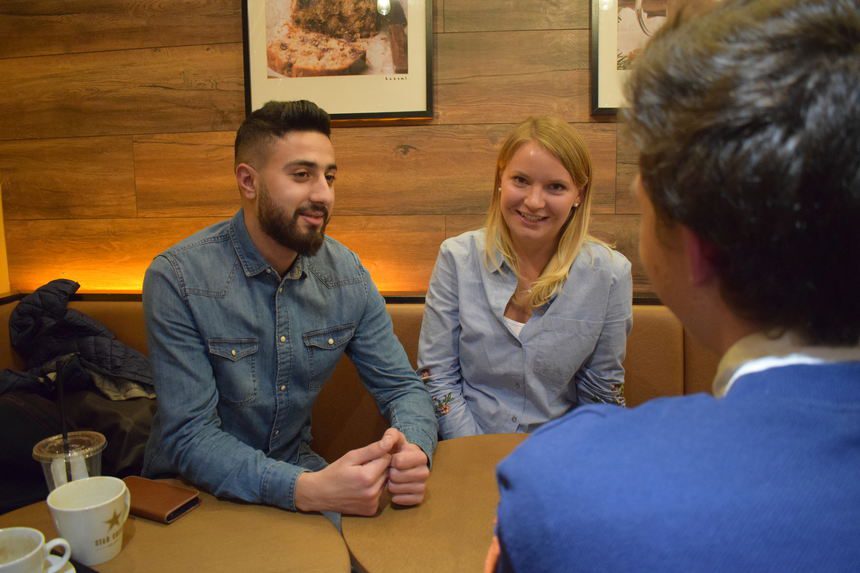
624, 0, 860, 345
234, 100, 331, 167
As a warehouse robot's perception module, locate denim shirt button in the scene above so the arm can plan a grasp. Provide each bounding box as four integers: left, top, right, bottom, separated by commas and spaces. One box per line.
230, 349, 237, 357
327, 338, 335, 345
279, 335, 286, 343
274, 429, 280, 436
278, 287, 283, 293
279, 384, 286, 391
512, 416, 518, 423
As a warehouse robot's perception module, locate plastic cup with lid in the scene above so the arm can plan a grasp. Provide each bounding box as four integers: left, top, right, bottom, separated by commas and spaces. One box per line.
32, 430, 107, 492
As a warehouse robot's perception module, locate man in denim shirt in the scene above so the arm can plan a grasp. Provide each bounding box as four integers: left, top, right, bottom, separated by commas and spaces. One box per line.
142, 100, 437, 515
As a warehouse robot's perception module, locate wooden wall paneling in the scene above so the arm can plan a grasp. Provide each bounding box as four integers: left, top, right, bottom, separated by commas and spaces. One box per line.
437, 70, 594, 125
0, 0, 242, 59
445, 214, 485, 238
326, 215, 446, 293
6, 214, 444, 295
0, 0, 647, 298
332, 124, 503, 216
332, 123, 616, 216
438, 31, 589, 81
0, 44, 245, 141
435, 30, 591, 124
443, 0, 589, 32
584, 123, 617, 214
0, 137, 136, 220
434, 0, 445, 32
5, 217, 222, 293
135, 132, 238, 217
616, 126, 640, 214
589, 214, 651, 295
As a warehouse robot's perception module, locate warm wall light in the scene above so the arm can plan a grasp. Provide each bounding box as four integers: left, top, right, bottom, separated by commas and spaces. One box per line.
0, 183, 10, 294
377, 0, 391, 16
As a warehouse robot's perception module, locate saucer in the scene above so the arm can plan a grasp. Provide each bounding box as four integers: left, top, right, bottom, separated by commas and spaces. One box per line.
47, 553, 76, 572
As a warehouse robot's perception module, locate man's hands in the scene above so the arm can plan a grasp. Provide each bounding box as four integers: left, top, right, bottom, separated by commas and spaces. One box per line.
294, 428, 429, 516
388, 430, 430, 506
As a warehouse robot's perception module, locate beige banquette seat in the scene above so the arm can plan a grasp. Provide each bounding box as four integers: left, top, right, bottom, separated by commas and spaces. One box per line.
0, 298, 719, 462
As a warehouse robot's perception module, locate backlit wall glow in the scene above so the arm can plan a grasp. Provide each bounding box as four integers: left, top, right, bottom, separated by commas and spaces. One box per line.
0, 1, 647, 296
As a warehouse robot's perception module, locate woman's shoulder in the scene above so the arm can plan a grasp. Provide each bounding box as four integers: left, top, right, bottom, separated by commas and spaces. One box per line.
439, 228, 486, 259
577, 240, 632, 276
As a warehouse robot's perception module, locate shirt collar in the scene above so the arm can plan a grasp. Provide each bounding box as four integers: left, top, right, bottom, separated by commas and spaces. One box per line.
284, 257, 304, 280
713, 330, 860, 397
228, 209, 305, 280
488, 249, 512, 275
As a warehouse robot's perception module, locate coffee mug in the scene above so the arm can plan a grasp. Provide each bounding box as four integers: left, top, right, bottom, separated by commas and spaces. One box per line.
47, 476, 130, 566
0, 527, 70, 573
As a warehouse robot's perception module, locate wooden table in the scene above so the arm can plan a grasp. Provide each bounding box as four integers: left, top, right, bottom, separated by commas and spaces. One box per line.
343, 433, 527, 573
0, 487, 350, 572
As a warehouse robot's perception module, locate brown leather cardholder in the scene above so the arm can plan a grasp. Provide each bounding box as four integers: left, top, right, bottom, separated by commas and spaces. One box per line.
123, 476, 201, 524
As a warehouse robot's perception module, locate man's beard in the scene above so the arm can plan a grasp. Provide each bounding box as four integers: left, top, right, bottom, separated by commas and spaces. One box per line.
257, 185, 329, 256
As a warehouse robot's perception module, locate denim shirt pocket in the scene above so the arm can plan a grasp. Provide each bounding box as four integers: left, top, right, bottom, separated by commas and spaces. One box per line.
531, 318, 602, 392
302, 323, 356, 390
207, 337, 259, 405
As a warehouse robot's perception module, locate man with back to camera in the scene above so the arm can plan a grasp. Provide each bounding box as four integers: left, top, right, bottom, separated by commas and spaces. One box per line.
486, 0, 860, 570
142, 100, 437, 516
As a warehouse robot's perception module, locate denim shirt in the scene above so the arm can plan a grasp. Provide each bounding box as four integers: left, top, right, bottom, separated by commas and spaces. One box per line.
142, 210, 437, 511
418, 230, 632, 439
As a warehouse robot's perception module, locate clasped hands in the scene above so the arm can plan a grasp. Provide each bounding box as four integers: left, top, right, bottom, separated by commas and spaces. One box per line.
295, 427, 429, 516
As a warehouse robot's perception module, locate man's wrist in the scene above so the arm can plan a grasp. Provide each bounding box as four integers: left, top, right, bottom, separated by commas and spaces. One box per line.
294, 470, 321, 513
395, 425, 437, 468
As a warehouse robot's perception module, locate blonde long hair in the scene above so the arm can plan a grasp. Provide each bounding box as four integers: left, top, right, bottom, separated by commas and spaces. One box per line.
484, 116, 599, 308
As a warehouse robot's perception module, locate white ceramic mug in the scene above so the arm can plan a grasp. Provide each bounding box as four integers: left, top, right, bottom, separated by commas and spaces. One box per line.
47, 476, 130, 567
0, 527, 70, 573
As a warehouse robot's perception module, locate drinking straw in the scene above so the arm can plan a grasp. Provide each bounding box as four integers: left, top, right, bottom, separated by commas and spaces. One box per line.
57, 359, 72, 483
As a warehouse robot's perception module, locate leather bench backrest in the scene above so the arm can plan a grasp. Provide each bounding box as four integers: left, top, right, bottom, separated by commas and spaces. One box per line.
684, 331, 721, 395
0, 302, 20, 371
312, 304, 702, 460
0, 299, 719, 463
311, 304, 423, 461
0, 299, 150, 371
624, 305, 684, 407
68, 300, 150, 355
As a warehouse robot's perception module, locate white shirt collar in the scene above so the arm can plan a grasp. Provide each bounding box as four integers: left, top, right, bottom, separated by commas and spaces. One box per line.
713, 330, 860, 397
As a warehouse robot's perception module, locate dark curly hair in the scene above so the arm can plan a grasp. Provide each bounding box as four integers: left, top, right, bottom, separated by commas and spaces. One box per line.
234, 100, 331, 167
624, 0, 860, 346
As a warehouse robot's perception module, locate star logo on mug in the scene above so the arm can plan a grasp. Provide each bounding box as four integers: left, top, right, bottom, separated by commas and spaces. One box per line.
104, 509, 123, 531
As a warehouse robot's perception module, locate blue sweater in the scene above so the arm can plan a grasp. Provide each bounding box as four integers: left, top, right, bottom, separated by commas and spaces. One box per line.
496, 362, 860, 572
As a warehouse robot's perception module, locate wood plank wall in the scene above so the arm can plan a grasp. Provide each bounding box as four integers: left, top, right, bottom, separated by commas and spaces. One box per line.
0, 0, 645, 295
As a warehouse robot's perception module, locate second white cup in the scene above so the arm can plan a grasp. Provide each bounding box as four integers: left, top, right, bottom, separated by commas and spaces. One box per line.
0, 527, 70, 573
47, 476, 130, 566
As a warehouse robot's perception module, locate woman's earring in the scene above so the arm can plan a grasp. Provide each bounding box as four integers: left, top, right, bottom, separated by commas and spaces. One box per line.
573, 202, 581, 208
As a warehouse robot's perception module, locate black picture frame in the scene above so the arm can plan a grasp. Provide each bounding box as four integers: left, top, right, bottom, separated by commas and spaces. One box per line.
590, 0, 623, 114
591, 0, 670, 115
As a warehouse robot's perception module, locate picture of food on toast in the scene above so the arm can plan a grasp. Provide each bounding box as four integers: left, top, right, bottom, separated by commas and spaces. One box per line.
265, 0, 409, 78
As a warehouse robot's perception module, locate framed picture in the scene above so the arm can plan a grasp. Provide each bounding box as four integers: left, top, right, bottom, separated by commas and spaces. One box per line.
242, 0, 433, 121
591, 0, 669, 114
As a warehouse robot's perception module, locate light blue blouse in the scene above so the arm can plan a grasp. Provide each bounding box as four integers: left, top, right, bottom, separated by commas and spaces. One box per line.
417, 230, 633, 439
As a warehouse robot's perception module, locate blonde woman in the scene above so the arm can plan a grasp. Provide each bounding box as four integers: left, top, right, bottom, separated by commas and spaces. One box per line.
418, 116, 633, 439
